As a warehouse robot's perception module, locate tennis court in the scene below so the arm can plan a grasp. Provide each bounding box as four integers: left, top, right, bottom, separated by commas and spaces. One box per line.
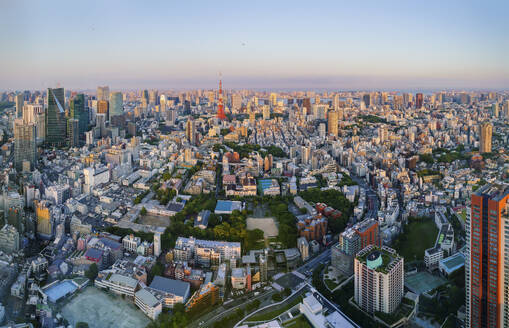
405, 271, 447, 294
44, 280, 78, 303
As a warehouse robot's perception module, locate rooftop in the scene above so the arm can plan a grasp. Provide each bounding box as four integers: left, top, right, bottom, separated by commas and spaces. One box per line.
149, 275, 190, 298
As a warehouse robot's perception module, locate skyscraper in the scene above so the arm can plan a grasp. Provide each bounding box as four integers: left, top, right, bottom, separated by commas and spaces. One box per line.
67, 119, 79, 148
362, 94, 371, 107
186, 118, 195, 145
97, 86, 110, 101
270, 93, 277, 106
14, 118, 36, 171
466, 185, 509, 328
109, 92, 123, 118
480, 122, 492, 153
148, 90, 158, 106
328, 110, 339, 137
415, 93, 423, 108
15, 93, 24, 118
45, 88, 67, 148
97, 100, 109, 120
69, 94, 88, 139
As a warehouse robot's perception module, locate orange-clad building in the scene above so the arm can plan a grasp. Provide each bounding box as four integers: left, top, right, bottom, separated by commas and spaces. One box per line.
354, 219, 381, 249
467, 185, 509, 328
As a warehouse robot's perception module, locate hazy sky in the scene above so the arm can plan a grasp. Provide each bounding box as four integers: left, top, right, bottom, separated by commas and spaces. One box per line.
1, 0, 508, 91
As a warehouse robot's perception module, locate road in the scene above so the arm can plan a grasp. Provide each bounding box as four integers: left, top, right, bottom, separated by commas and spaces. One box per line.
190, 244, 334, 328
350, 173, 379, 219
187, 288, 276, 328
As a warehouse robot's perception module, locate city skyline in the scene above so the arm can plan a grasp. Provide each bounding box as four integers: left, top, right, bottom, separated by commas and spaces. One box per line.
1, 0, 509, 90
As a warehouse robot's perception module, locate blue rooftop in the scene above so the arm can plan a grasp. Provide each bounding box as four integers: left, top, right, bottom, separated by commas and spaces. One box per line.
215, 200, 242, 213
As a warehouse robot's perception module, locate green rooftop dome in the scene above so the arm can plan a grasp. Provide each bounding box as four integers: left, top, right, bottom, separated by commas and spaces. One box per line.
366, 250, 383, 269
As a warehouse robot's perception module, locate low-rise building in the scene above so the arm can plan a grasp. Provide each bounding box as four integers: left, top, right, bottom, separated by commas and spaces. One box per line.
147, 276, 190, 308
135, 288, 162, 320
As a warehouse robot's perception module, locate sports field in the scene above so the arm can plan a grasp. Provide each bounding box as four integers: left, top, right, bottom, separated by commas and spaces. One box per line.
61, 287, 149, 328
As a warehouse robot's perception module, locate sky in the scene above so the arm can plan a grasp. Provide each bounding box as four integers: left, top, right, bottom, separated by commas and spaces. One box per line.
1, 0, 508, 91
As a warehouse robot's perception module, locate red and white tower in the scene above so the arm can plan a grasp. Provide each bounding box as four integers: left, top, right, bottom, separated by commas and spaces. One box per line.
217, 79, 227, 120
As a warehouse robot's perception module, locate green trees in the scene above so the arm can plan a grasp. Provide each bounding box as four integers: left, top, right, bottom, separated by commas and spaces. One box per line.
140, 206, 148, 215
85, 263, 98, 282
419, 154, 434, 164
268, 198, 298, 248
148, 262, 164, 285
76, 323, 89, 328
299, 188, 353, 234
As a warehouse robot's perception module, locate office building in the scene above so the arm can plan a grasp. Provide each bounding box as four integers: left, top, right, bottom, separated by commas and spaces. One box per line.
231, 93, 242, 110
415, 93, 423, 108
97, 86, 110, 101
362, 94, 371, 107
480, 122, 492, 153
149, 90, 158, 105
109, 91, 123, 118
45, 88, 67, 147
15, 93, 24, 118
69, 93, 88, 137
67, 118, 79, 147
97, 100, 109, 120
185, 119, 195, 145
35, 200, 53, 239
328, 110, 339, 137
354, 245, 404, 314
466, 185, 509, 328
14, 119, 36, 172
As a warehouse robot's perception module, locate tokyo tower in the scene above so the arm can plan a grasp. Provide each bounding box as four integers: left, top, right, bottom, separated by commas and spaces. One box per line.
217, 79, 227, 120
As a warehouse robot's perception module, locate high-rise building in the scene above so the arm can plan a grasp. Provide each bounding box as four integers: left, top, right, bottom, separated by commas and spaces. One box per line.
15, 93, 24, 118
109, 92, 123, 118
480, 122, 492, 153
269, 93, 277, 106
362, 94, 371, 107
302, 98, 311, 112
14, 119, 36, 171
231, 93, 242, 110
67, 118, 79, 147
22, 104, 43, 125
466, 185, 509, 328
354, 245, 404, 314
97, 86, 110, 101
185, 119, 195, 145
262, 106, 270, 120
332, 218, 380, 275
142, 90, 149, 105
492, 103, 499, 118
69, 94, 88, 139
97, 100, 109, 120
35, 200, 53, 239
149, 90, 158, 106
504, 100, 509, 118
328, 110, 339, 137
415, 93, 423, 108
45, 88, 67, 147
333, 94, 340, 110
